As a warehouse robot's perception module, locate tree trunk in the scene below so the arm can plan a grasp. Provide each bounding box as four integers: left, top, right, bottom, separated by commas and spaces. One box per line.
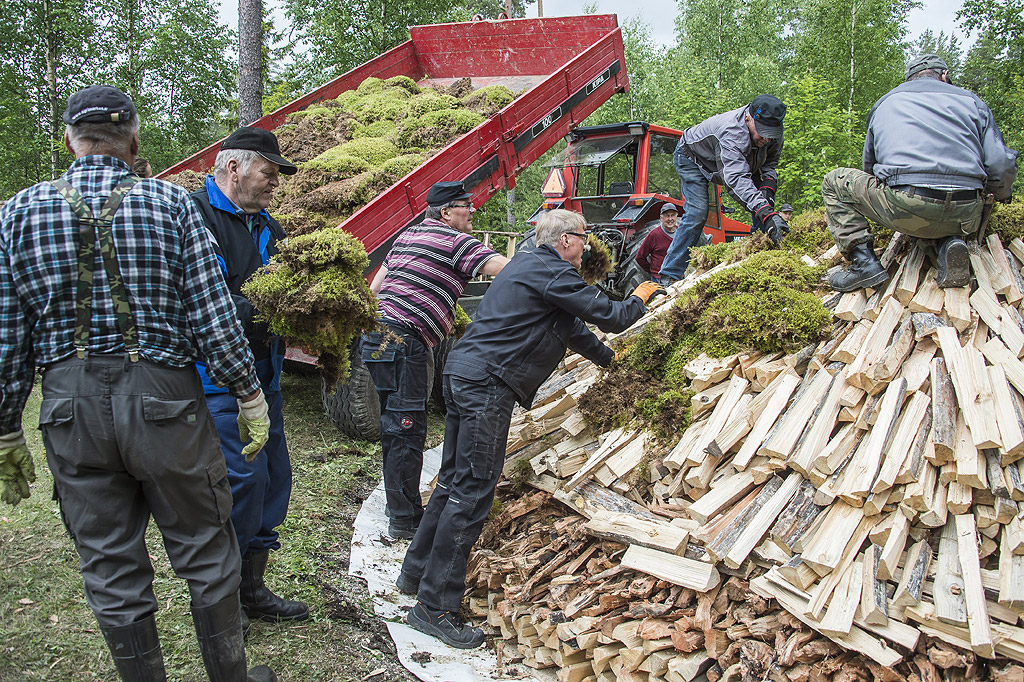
42, 0, 60, 178
847, 0, 857, 137
238, 0, 263, 126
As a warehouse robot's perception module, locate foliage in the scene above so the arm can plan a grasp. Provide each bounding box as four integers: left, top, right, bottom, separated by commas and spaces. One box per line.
241, 229, 377, 386
988, 198, 1024, 243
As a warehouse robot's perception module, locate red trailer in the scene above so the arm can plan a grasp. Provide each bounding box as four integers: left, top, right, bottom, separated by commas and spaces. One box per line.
160, 14, 628, 273
161, 15, 632, 439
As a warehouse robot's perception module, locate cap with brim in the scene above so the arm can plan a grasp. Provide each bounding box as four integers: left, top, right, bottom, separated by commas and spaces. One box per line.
660, 202, 679, 214
906, 54, 949, 79
63, 85, 136, 126
427, 181, 472, 207
748, 94, 786, 140
220, 126, 297, 175
778, 203, 794, 213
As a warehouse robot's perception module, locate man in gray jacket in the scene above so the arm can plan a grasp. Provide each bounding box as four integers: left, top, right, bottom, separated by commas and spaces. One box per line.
660, 95, 789, 282
824, 54, 1018, 292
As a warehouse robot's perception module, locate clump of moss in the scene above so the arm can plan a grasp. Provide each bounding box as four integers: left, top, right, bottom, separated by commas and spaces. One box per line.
989, 198, 1024, 244
461, 85, 515, 115
384, 75, 420, 94
580, 249, 829, 440
163, 169, 205, 193
408, 92, 458, 116
785, 207, 834, 256
580, 234, 613, 284
381, 153, 426, 181
334, 138, 399, 166
689, 240, 746, 271
241, 228, 378, 386
452, 304, 471, 338
351, 120, 398, 140
355, 77, 384, 96
400, 109, 486, 148
303, 149, 371, 177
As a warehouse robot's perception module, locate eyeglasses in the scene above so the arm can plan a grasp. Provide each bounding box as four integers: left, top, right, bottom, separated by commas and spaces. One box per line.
448, 203, 473, 210
564, 232, 587, 239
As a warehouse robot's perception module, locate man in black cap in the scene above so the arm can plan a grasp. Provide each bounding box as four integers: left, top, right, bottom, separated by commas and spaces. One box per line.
823, 54, 1018, 292
660, 94, 788, 282
359, 180, 508, 539
189, 127, 309, 631
0, 86, 276, 680
778, 203, 794, 221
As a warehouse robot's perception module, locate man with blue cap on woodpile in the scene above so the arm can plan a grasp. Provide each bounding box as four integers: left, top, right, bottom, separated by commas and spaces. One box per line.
190, 126, 311, 633
360, 180, 508, 540
659, 94, 789, 283
823, 53, 1018, 292
396, 208, 663, 649
0, 85, 277, 681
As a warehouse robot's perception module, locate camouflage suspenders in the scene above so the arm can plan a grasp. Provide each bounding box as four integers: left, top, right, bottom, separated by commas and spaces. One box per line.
49, 176, 142, 361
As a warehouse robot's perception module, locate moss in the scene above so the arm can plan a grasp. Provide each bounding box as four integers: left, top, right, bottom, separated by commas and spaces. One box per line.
355, 77, 384, 96
452, 304, 471, 338
288, 106, 335, 121
241, 228, 377, 386
334, 138, 399, 167
303, 149, 371, 177
580, 248, 829, 439
461, 85, 515, 115
399, 109, 485, 148
380, 153, 426, 181
784, 207, 834, 256
689, 240, 745, 270
580, 234, 613, 284
407, 92, 459, 116
347, 94, 411, 125
351, 119, 398, 140
384, 75, 420, 94
989, 198, 1024, 244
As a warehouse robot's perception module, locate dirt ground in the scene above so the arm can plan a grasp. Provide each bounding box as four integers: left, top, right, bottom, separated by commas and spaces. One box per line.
0, 370, 441, 682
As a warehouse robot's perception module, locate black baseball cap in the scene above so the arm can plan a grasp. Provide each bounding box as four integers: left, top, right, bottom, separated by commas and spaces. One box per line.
778, 203, 794, 213
427, 181, 472, 207
748, 95, 786, 140
660, 202, 679, 214
62, 85, 136, 125
221, 127, 297, 175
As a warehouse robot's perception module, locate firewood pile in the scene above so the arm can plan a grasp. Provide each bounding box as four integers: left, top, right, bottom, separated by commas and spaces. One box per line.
465, 233, 1024, 682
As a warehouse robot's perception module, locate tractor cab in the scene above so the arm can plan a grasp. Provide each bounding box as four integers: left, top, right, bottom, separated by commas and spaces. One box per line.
527, 122, 751, 297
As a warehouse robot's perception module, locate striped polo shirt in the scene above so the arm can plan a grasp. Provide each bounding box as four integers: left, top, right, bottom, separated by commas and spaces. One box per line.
377, 218, 498, 347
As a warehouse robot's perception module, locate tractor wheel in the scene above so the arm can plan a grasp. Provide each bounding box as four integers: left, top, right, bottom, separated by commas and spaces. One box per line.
322, 350, 380, 442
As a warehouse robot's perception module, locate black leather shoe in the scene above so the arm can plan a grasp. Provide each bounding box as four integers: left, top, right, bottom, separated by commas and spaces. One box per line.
406, 602, 484, 649
395, 572, 419, 595
240, 550, 310, 622
829, 241, 889, 292
936, 236, 970, 288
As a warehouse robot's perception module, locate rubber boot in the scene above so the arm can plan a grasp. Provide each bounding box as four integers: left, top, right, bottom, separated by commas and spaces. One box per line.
828, 241, 889, 292
192, 594, 279, 682
240, 549, 310, 622
101, 614, 167, 682
936, 236, 970, 288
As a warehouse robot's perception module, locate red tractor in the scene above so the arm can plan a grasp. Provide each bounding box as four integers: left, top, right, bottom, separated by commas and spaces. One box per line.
522, 121, 752, 297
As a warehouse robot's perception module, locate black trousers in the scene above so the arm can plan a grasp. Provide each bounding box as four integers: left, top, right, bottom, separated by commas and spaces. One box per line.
361, 323, 431, 529
400, 371, 518, 611
40, 355, 240, 627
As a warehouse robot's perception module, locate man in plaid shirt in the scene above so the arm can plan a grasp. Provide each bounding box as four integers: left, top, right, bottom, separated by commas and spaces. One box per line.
0, 86, 276, 682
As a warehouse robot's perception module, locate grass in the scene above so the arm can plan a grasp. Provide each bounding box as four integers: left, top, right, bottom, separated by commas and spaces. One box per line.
0, 370, 444, 681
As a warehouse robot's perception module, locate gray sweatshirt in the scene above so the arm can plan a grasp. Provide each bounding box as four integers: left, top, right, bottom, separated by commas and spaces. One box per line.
675, 105, 782, 214
864, 78, 1018, 201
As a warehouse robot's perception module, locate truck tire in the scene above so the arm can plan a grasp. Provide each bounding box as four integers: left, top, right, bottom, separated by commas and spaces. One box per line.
322, 350, 380, 441
321, 340, 435, 441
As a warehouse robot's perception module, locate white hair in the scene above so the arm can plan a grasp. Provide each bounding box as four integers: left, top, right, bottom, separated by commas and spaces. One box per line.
66, 118, 140, 157
214, 148, 261, 178
535, 209, 585, 246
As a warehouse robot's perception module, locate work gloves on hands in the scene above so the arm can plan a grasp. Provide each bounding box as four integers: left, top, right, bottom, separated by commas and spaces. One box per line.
0, 430, 35, 506
754, 205, 790, 246
237, 391, 271, 462
630, 281, 667, 305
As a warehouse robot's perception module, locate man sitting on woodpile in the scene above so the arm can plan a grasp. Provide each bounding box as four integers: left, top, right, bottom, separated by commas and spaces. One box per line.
823, 53, 1018, 293
396, 209, 662, 649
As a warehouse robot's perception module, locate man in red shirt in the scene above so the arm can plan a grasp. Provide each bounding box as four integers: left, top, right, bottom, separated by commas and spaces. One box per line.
635, 203, 679, 283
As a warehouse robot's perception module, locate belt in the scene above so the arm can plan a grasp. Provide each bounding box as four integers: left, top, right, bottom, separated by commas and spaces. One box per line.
891, 185, 981, 202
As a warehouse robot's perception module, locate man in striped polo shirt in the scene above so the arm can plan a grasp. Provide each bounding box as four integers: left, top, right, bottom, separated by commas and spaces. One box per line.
360, 181, 509, 539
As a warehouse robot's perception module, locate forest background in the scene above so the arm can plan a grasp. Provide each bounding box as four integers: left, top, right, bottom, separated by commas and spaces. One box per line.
1, 0, 1021, 225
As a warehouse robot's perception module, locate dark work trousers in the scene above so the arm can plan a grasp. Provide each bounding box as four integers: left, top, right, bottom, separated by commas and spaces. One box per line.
401, 372, 518, 612
207, 354, 290, 554
40, 355, 240, 627
361, 322, 432, 530
660, 151, 711, 281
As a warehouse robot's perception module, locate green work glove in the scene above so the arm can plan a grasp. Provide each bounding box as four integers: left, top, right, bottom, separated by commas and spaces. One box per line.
0, 430, 36, 506
237, 391, 270, 463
